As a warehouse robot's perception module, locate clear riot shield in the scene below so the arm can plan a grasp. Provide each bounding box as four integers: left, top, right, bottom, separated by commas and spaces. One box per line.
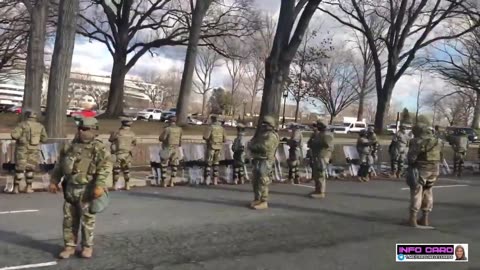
300, 143, 311, 180
182, 143, 206, 185
149, 145, 161, 185
222, 142, 234, 184
2, 140, 14, 193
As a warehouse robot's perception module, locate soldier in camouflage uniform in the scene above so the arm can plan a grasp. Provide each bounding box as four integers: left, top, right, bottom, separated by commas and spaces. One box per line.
159, 117, 182, 187
451, 129, 469, 177
307, 120, 334, 198
10, 111, 48, 194
406, 125, 442, 228
109, 117, 136, 190
356, 130, 372, 182
389, 124, 410, 178
286, 126, 303, 184
366, 127, 379, 177
248, 115, 279, 210
203, 115, 226, 185
232, 123, 247, 184
48, 117, 112, 259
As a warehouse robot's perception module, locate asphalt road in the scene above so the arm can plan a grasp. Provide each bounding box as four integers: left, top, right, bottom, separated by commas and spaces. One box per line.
0, 177, 479, 270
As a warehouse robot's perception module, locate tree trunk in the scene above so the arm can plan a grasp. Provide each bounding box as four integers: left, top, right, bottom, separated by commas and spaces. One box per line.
103, 55, 127, 117
45, 0, 79, 139
294, 99, 300, 122
357, 94, 365, 121
329, 114, 334, 125
471, 91, 480, 129
250, 93, 256, 116
23, 0, 49, 116
374, 84, 394, 134
176, 0, 213, 126
201, 92, 207, 116
258, 57, 290, 126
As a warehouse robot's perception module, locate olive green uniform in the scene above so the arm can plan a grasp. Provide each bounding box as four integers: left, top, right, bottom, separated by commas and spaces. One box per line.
159, 124, 183, 187
232, 129, 246, 184
307, 128, 334, 196
203, 122, 226, 184
287, 129, 303, 184
51, 127, 112, 249
406, 126, 443, 227
356, 131, 372, 181
451, 133, 468, 176
109, 126, 136, 189
248, 123, 279, 205
11, 117, 48, 192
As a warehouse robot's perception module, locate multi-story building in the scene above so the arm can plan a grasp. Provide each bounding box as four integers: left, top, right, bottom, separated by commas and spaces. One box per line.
0, 77, 25, 106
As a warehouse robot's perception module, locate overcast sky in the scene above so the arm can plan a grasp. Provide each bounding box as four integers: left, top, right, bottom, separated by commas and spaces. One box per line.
69, 0, 446, 114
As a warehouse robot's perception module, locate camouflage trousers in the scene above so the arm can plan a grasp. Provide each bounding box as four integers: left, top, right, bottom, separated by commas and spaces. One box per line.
390, 149, 407, 173
409, 163, 439, 213
204, 148, 221, 182
287, 158, 300, 184
357, 153, 372, 177
311, 155, 330, 194
252, 159, 274, 202
113, 152, 132, 185
233, 152, 245, 183
63, 185, 96, 247
160, 147, 180, 185
453, 151, 466, 174
14, 147, 40, 185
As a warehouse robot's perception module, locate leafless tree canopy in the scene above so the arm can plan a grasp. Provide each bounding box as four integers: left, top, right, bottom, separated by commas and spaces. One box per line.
0, 1, 28, 74
193, 48, 220, 115
321, 0, 480, 132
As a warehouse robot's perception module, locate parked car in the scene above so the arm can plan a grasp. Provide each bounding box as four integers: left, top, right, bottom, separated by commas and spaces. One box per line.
445, 127, 478, 143
332, 121, 367, 134
0, 104, 14, 113
136, 108, 162, 121
223, 120, 238, 127
386, 123, 412, 135
187, 116, 203, 125
160, 108, 177, 122
8, 106, 22, 114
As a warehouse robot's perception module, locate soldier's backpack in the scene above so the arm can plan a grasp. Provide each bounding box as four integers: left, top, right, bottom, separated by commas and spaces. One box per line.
27, 122, 43, 146
167, 126, 182, 146
211, 125, 224, 145
115, 129, 135, 151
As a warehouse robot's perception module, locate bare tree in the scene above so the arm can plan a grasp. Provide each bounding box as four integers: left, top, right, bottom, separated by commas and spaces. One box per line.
83, 85, 107, 110
45, 0, 80, 139
193, 48, 220, 116
435, 91, 474, 126
0, 2, 28, 74
415, 72, 425, 123
159, 67, 183, 109
321, 0, 480, 133
307, 51, 360, 124
427, 18, 480, 128
22, 0, 50, 115
224, 40, 249, 118
257, 0, 324, 128
243, 13, 276, 116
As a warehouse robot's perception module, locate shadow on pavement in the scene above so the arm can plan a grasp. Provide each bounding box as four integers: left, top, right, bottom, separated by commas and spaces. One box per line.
209, 184, 310, 198
0, 229, 61, 257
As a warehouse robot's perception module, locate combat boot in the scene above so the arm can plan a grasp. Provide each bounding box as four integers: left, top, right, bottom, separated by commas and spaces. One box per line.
212, 177, 218, 186
25, 184, 34, 194
253, 201, 268, 210
418, 212, 429, 226
124, 181, 130, 191
249, 200, 260, 208
239, 177, 245, 185
408, 211, 418, 227
309, 192, 325, 199
111, 181, 118, 191
357, 177, 366, 182
168, 180, 175, 187
81, 247, 93, 259
389, 171, 396, 178
58, 246, 76, 259
160, 180, 167, 188
12, 184, 19, 194
396, 171, 401, 179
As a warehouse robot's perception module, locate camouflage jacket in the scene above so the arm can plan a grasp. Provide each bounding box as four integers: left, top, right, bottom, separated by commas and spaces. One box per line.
408, 135, 442, 165
160, 125, 183, 148
11, 119, 48, 149
203, 122, 226, 150
307, 131, 334, 158
51, 138, 112, 187
109, 127, 137, 153
248, 129, 280, 160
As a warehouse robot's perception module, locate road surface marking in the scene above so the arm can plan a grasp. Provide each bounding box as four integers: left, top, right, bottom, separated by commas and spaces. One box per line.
294, 184, 315, 189
440, 178, 472, 183
401, 185, 470, 191
0, 261, 57, 270
0, 210, 39, 215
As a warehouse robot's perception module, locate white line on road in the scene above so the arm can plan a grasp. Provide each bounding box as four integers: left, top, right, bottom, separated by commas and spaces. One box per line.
400, 185, 470, 191
0, 210, 39, 215
294, 184, 315, 189
439, 178, 473, 183
0, 261, 57, 270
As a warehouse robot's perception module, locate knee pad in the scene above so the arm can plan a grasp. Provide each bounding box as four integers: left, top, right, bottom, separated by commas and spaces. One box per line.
25, 171, 34, 179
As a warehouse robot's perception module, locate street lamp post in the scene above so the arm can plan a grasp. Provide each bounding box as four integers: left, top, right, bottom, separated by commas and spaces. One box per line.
282, 89, 288, 129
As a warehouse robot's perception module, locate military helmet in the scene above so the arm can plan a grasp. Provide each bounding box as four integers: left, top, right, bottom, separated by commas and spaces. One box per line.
262, 115, 276, 127
359, 129, 367, 136
24, 110, 37, 119
120, 116, 133, 126
210, 114, 218, 122
77, 117, 98, 129
367, 126, 374, 133
316, 120, 327, 129
169, 116, 177, 123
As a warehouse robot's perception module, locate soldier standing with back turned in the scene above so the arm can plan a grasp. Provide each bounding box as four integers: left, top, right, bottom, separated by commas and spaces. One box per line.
406, 125, 442, 228
109, 117, 137, 190
203, 115, 226, 185
232, 123, 247, 184
287, 125, 303, 184
367, 127, 379, 177
10, 111, 48, 194
356, 130, 372, 182
389, 124, 410, 178
307, 120, 334, 198
451, 130, 469, 177
48, 117, 112, 259
159, 117, 183, 187
248, 116, 279, 210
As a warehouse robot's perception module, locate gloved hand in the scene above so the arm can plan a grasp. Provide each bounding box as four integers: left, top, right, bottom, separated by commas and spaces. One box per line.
48, 183, 60, 193
93, 186, 105, 199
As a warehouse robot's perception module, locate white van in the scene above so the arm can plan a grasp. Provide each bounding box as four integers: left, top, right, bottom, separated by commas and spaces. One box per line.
332, 121, 367, 134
